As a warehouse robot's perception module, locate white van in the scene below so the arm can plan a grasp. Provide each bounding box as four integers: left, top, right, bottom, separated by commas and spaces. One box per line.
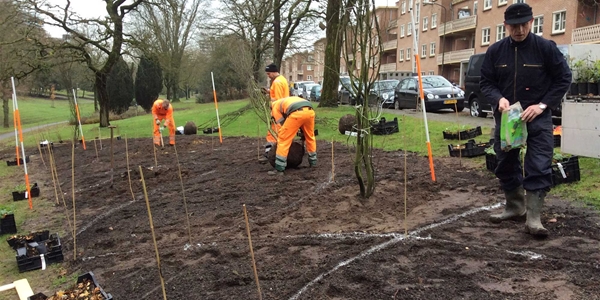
292, 81, 314, 96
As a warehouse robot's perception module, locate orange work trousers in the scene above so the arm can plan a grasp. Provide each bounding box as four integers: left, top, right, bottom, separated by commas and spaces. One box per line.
275, 108, 316, 171
153, 116, 176, 145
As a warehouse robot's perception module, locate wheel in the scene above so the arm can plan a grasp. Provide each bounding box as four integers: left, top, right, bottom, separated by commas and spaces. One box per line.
470, 97, 487, 118
394, 99, 401, 110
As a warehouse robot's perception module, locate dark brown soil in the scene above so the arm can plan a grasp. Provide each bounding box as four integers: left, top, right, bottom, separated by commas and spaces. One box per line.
19, 135, 600, 299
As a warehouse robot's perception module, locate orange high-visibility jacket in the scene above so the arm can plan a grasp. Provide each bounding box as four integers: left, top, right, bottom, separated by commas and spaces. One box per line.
152, 99, 173, 120
271, 96, 313, 125
270, 75, 290, 101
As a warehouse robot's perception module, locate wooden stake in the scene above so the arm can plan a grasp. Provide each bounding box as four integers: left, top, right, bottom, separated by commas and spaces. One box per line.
48, 143, 74, 238
153, 140, 158, 168
46, 144, 59, 205
454, 103, 462, 167
37, 141, 47, 169
331, 138, 335, 182
243, 204, 262, 300
139, 166, 168, 300
71, 142, 76, 260
93, 138, 99, 160
173, 144, 193, 245
125, 136, 135, 201
257, 122, 260, 160
109, 125, 116, 187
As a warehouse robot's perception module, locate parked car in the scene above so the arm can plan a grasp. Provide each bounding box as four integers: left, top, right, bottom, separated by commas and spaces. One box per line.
309, 84, 322, 102
338, 76, 356, 105
370, 79, 399, 108
292, 81, 314, 96
301, 83, 320, 99
464, 53, 490, 118
393, 75, 465, 112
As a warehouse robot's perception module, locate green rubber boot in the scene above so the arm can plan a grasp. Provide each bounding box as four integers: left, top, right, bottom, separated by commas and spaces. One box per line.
525, 190, 549, 237
490, 186, 526, 223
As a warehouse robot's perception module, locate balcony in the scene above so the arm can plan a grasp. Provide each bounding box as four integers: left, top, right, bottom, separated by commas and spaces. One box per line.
572, 23, 600, 44
379, 63, 397, 72
382, 39, 398, 51
387, 19, 398, 29
452, 0, 469, 4
438, 15, 477, 36
437, 48, 474, 65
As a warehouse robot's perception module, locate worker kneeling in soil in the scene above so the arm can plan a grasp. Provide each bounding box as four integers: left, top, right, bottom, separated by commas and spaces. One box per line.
152, 99, 176, 146
269, 96, 316, 175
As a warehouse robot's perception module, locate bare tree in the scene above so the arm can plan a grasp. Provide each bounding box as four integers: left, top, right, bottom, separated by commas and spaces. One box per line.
344, 0, 382, 198
21, 0, 145, 127
131, 0, 202, 101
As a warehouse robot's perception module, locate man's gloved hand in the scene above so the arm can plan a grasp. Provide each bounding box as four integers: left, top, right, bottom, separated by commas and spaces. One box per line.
164, 121, 170, 127
155, 119, 161, 125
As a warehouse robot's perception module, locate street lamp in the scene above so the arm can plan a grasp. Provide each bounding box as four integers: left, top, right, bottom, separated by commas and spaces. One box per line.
423, 0, 447, 76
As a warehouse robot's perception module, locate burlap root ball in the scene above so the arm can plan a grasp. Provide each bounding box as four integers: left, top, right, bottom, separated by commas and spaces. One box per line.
268, 142, 305, 169
183, 121, 197, 135
338, 114, 357, 134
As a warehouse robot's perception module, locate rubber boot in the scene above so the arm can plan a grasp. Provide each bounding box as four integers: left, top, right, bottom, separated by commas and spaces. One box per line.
489, 186, 526, 223
525, 190, 549, 237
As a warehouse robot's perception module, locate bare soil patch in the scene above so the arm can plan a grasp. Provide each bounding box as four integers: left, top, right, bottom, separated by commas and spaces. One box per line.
15, 135, 600, 299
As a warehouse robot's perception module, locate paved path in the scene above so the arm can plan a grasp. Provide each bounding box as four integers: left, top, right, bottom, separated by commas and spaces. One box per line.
0, 121, 68, 141
382, 107, 495, 128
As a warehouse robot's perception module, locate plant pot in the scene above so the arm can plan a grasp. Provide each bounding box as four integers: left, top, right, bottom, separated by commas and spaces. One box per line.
577, 82, 588, 95
12, 183, 40, 201
485, 153, 498, 172
569, 82, 579, 95
0, 213, 17, 234
553, 134, 561, 148
443, 126, 482, 140
15, 233, 62, 273
447, 139, 490, 158
6, 156, 30, 166
587, 82, 598, 95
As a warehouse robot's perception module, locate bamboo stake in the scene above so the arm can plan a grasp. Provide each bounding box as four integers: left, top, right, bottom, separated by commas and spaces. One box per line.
173, 144, 193, 245
402, 116, 408, 236
454, 102, 462, 167
331, 138, 335, 182
139, 166, 168, 300
71, 142, 76, 260
49, 144, 74, 240
257, 122, 260, 160
153, 140, 158, 168
37, 141, 47, 169
46, 144, 59, 205
93, 138, 99, 160
98, 127, 103, 150
243, 204, 262, 300
125, 136, 135, 201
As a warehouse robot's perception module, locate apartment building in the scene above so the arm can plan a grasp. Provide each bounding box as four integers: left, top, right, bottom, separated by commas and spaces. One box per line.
280, 51, 317, 84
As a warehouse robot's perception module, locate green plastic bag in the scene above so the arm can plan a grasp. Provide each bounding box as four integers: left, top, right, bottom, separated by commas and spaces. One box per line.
500, 102, 527, 151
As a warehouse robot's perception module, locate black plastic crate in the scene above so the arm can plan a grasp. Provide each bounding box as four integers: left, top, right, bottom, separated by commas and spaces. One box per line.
553, 134, 561, 148
12, 183, 40, 201
203, 127, 219, 134
443, 126, 482, 140
16, 246, 43, 273
552, 156, 581, 186
0, 213, 17, 234
15, 233, 63, 273
6, 156, 30, 166
28, 271, 113, 300
371, 117, 399, 135
485, 154, 498, 172
448, 139, 490, 158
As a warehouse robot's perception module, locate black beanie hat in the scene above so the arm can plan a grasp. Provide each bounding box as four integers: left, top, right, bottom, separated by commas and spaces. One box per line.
265, 63, 279, 73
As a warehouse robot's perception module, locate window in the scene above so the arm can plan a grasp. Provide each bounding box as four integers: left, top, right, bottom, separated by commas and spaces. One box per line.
308, 55, 314, 61
407, 23, 412, 35
421, 71, 425, 76
513, 0, 525, 3
307, 75, 312, 80
423, 17, 428, 31
409, 0, 413, 10
421, 44, 427, 58
553, 11, 566, 34
482, 27, 490, 45
416, 3, 420, 19
401, 24, 405, 37
402, 0, 406, 14
307, 65, 313, 71
430, 42, 436, 56
474, 1, 478, 15
399, 49, 405, 61
428, 71, 435, 75
496, 24, 505, 41
498, 0, 507, 6
484, 0, 491, 10
431, 13, 437, 28
532, 15, 543, 35
406, 48, 411, 60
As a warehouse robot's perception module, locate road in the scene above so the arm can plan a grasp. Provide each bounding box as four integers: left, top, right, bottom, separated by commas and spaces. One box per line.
0, 121, 68, 141
382, 107, 495, 128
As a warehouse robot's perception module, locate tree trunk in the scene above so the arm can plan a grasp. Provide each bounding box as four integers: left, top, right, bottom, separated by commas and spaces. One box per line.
95, 73, 110, 127
319, 0, 342, 107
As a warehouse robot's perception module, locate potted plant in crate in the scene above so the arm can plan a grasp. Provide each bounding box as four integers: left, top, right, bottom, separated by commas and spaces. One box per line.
573, 59, 593, 95
12, 183, 40, 201
443, 125, 482, 140
551, 152, 581, 186
0, 207, 17, 234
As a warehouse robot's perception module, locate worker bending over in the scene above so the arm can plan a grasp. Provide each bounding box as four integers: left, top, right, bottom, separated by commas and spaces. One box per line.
152, 99, 176, 146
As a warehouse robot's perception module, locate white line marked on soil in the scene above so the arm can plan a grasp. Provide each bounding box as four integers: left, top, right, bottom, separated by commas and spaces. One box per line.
288, 202, 502, 300
81, 250, 136, 261
76, 200, 136, 237
506, 250, 544, 260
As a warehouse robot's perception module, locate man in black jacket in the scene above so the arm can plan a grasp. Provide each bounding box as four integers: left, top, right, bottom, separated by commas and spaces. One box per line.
480, 3, 571, 237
